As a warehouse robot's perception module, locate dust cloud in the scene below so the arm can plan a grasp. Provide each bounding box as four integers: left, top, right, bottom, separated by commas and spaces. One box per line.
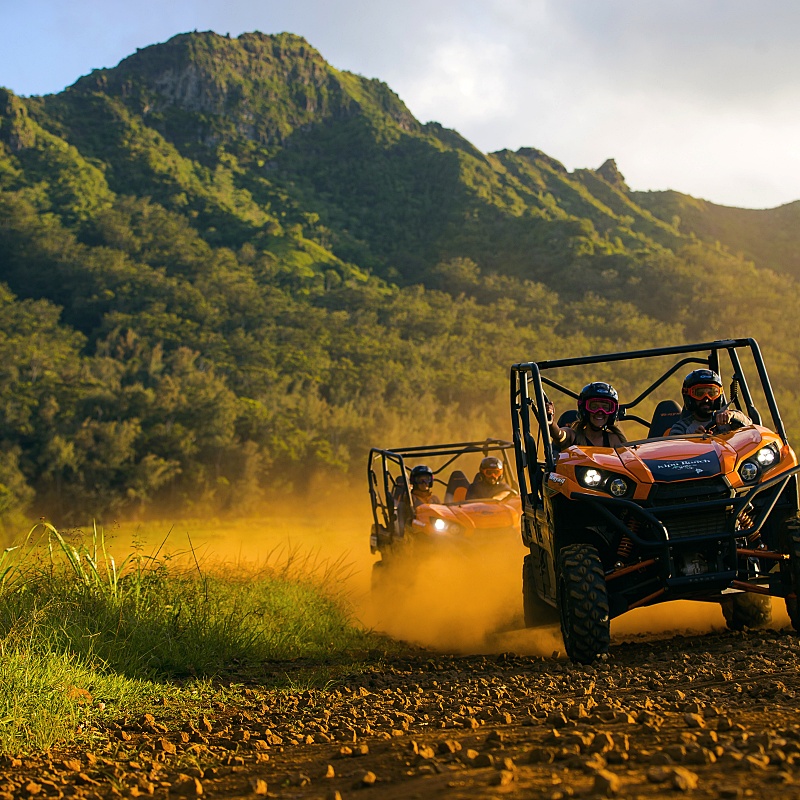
362, 534, 535, 654
99, 488, 793, 658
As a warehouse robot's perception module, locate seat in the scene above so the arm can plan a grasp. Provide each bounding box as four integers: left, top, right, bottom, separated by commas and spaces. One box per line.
648, 400, 681, 438
391, 474, 408, 503
557, 409, 578, 427
444, 470, 470, 503
391, 475, 411, 535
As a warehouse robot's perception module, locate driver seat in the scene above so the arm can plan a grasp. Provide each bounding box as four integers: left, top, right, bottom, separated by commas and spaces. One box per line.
444, 470, 470, 503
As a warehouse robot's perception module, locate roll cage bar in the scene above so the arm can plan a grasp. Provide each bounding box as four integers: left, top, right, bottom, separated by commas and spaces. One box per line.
368, 439, 516, 535
510, 338, 788, 500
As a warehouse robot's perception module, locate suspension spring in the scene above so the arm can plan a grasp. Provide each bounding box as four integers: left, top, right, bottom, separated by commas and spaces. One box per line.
617, 534, 635, 561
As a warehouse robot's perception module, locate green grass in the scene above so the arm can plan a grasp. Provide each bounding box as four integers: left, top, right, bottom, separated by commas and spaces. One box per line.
0, 522, 393, 755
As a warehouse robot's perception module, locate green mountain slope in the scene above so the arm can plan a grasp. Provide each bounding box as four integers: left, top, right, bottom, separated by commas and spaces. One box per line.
0, 30, 798, 523
633, 189, 800, 278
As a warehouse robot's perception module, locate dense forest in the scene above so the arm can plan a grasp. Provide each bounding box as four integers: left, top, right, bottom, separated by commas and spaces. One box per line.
0, 30, 798, 524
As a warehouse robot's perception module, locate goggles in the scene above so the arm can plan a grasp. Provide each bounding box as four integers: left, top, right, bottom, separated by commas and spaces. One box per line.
482, 468, 503, 480
413, 474, 433, 487
584, 398, 618, 415
685, 384, 722, 401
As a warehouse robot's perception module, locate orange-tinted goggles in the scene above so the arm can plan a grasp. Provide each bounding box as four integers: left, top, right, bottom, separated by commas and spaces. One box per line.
585, 398, 618, 415
482, 468, 503, 480
685, 384, 722, 401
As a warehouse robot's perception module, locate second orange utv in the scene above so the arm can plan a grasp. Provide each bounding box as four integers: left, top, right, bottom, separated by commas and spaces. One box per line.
367, 440, 521, 590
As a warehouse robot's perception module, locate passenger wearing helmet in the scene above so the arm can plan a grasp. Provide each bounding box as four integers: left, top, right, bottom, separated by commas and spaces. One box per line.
546, 382, 627, 449
409, 465, 441, 507
669, 369, 751, 436
466, 456, 515, 500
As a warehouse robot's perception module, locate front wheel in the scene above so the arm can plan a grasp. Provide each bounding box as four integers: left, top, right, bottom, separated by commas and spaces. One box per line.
722, 593, 772, 630
558, 543, 610, 664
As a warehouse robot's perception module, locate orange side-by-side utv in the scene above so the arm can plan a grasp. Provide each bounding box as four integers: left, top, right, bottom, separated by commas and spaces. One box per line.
368, 440, 521, 589
511, 339, 800, 663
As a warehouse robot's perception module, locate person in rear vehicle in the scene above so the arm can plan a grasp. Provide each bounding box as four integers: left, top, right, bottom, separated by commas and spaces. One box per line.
409, 464, 441, 507
466, 456, 515, 500
546, 382, 627, 449
669, 369, 751, 435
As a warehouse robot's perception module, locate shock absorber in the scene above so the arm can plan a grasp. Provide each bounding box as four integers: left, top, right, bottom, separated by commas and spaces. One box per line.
737, 504, 760, 544
617, 535, 634, 561
616, 516, 638, 562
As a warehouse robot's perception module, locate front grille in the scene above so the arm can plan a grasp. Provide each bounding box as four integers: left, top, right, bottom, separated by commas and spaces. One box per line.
648, 477, 731, 506
662, 509, 729, 539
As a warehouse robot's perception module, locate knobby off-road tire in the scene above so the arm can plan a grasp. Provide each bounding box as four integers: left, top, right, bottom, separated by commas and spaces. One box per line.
558, 543, 610, 664
722, 593, 773, 630
522, 552, 559, 627
371, 560, 389, 600
784, 521, 800, 631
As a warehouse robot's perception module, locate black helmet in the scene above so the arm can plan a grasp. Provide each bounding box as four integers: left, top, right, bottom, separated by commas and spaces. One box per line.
410, 464, 434, 489
479, 456, 503, 485
577, 382, 619, 425
682, 369, 724, 413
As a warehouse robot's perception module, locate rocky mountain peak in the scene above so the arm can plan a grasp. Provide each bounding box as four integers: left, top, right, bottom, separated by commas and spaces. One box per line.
596, 158, 629, 191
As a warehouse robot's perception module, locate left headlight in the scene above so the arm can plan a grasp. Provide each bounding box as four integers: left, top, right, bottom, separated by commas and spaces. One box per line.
575, 467, 631, 498
739, 443, 780, 483
431, 517, 463, 535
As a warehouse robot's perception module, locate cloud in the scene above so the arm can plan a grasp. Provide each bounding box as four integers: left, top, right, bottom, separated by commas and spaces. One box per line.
395, 38, 513, 126
2, 0, 799, 207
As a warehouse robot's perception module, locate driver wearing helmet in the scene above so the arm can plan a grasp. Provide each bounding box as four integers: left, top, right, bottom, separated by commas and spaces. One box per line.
409, 464, 441, 507
546, 382, 627, 449
669, 369, 751, 436
466, 456, 514, 500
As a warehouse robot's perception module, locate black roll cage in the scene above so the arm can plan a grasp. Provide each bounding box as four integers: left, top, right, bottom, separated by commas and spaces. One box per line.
510, 338, 788, 502
368, 439, 516, 535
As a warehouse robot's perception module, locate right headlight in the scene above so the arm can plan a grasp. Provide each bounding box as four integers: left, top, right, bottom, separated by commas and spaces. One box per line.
756, 443, 779, 467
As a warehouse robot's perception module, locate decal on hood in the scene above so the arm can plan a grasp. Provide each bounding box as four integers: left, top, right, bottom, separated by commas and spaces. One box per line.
643, 452, 721, 481
548, 473, 566, 485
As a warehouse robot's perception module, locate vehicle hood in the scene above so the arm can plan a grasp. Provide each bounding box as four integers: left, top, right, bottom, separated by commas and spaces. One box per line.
614, 428, 764, 482
417, 496, 521, 530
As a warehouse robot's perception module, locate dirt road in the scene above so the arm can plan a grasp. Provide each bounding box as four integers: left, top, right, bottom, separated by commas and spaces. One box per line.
5, 623, 800, 799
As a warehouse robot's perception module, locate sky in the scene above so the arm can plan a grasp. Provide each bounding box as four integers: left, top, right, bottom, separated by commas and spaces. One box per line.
2, 0, 799, 209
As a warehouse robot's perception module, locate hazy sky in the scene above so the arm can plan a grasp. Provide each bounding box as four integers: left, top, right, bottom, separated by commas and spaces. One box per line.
3, 0, 799, 209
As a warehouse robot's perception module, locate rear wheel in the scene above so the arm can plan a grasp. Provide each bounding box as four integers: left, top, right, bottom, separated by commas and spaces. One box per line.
558, 543, 610, 664
784, 521, 800, 630
722, 593, 772, 630
523, 552, 558, 626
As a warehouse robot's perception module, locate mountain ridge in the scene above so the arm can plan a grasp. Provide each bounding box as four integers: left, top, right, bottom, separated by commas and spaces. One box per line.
0, 29, 798, 523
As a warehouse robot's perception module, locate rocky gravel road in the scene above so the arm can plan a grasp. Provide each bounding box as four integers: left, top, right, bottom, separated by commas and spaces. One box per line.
4, 625, 800, 799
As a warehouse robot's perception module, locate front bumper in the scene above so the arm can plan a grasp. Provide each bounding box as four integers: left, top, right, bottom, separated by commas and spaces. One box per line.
569, 464, 800, 608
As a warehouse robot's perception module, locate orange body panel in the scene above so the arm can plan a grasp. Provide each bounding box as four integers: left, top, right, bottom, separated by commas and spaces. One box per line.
413, 495, 521, 537
550, 425, 798, 500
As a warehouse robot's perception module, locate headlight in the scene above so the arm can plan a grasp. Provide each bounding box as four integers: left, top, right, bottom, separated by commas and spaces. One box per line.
433, 518, 448, 532
739, 443, 780, 484
581, 469, 603, 488
756, 444, 778, 467
609, 478, 629, 497
739, 461, 759, 483
575, 467, 631, 497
